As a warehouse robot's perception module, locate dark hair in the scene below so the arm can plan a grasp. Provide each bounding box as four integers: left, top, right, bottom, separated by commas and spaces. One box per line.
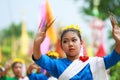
60, 28, 82, 47
12, 62, 22, 69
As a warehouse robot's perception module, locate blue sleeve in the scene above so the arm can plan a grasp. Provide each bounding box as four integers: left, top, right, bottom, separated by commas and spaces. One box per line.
27, 73, 36, 80
27, 73, 48, 80
104, 50, 120, 69
32, 55, 57, 77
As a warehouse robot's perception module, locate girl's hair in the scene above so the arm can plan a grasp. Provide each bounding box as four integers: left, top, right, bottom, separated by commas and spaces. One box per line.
12, 62, 22, 69
60, 28, 82, 47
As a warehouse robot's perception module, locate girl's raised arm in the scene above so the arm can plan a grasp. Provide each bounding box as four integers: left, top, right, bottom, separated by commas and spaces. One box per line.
109, 12, 120, 54
33, 18, 55, 60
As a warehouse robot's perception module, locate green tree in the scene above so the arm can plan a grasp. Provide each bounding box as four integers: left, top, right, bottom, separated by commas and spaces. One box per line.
75, 0, 120, 20
0, 22, 34, 65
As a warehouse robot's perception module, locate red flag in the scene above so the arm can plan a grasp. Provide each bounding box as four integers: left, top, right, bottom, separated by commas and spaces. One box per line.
96, 29, 106, 57
96, 43, 106, 57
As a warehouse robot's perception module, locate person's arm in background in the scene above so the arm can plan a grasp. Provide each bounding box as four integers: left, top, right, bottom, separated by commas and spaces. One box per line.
27, 63, 40, 75
2, 60, 12, 77
27, 63, 48, 80
27, 63, 40, 80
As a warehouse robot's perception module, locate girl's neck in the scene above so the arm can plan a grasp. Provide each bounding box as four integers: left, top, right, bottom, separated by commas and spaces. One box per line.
67, 55, 79, 61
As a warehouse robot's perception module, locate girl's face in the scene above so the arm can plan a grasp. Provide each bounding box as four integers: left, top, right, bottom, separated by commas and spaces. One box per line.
12, 63, 22, 78
61, 31, 82, 59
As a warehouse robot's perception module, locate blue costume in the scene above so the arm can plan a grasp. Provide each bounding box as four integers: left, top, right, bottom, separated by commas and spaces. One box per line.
32, 50, 120, 80
28, 73, 48, 80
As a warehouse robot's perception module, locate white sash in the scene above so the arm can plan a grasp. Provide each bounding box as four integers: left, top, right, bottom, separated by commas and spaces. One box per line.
58, 57, 108, 80
89, 57, 108, 80
58, 59, 89, 80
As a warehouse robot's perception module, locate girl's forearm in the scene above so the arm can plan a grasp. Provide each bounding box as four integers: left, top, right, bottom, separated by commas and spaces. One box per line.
115, 43, 120, 55
33, 45, 41, 60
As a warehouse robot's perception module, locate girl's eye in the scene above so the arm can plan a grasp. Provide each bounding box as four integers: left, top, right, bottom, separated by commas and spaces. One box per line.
72, 39, 77, 42
63, 40, 67, 43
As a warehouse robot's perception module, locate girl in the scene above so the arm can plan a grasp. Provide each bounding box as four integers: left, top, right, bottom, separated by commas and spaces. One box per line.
32, 13, 120, 80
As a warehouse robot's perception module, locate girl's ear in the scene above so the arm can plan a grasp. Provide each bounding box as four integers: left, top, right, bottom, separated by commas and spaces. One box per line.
60, 43, 63, 50
80, 41, 83, 49
80, 40, 83, 45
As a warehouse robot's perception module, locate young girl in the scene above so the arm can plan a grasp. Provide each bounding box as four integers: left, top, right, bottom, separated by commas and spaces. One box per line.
32, 14, 120, 80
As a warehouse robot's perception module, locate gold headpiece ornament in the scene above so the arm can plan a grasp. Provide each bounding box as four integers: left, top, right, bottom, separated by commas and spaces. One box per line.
46, 51, 59, 59
61, 24, 82, 34
13, 58, 24, 64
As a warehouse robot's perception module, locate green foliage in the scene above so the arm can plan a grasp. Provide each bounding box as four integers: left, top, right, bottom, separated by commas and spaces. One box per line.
0, 22, 34, 65
28, 31, 34, 38
1, 23, 21, 39
110, 62, 120, 80
76, 0, 120, 20
2, 39, 12, 55
0, 23, 21, 55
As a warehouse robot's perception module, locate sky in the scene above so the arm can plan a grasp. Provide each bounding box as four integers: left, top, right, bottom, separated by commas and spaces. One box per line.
0, 0, 92, 41
0, 0, 89, 32
0, 0, 113, 52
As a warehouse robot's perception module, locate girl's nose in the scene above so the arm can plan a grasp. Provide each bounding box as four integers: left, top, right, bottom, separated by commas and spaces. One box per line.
69, 41, 73, 46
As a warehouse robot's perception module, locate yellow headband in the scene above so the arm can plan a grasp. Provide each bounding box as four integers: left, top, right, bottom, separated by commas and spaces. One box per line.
61, 24, 82, 34
13, 58, 24, 64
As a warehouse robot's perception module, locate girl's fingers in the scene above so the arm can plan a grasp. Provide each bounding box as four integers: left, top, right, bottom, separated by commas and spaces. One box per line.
109, 12, 115, 27
41, 18, 56, 32
38, 18, 44, 30
41, 17, 52, 32
44, 19, 56, 32
109, 11, 118, 29
37, 16, 56, 37
47, 19, 56, 29
37, 18, 44, 32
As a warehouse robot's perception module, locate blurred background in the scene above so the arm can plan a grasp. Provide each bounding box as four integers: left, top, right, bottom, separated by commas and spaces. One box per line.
0, 0, 120, 80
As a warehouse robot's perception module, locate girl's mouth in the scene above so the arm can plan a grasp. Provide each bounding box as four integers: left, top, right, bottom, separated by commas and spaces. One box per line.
69, 48, 75, 51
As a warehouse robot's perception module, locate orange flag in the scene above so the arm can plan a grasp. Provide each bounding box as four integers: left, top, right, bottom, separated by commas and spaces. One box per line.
46, 0, 57, 44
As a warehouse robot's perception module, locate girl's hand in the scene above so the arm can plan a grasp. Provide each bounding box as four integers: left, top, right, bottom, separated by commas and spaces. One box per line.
33, 18, 55, 60
34, 18, 55, 46
109, 12, 120, 54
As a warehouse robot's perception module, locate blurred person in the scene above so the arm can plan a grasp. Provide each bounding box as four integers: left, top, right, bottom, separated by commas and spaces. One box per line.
0, 61, 12, 80
11, 61, 29, 80
0, 65, 5, 79
27, 51, 58, 80
0, 59, 29, 80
